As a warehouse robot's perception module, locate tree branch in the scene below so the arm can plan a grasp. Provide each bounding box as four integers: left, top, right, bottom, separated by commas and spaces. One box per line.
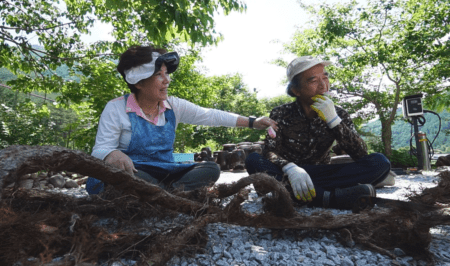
0, 22, 77, 32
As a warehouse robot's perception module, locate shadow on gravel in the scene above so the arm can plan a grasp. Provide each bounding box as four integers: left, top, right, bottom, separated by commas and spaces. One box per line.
1, 145, 450, 266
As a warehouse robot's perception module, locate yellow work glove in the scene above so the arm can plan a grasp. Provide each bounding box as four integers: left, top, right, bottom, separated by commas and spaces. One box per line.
282, 162, 316, 202
311, 95, 342, 129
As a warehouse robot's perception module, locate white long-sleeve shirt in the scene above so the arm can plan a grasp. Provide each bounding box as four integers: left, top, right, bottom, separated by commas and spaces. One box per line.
91, 94, 239, 160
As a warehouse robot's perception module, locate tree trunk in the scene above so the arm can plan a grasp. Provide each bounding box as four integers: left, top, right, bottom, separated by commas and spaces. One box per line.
381, 119, 393, 159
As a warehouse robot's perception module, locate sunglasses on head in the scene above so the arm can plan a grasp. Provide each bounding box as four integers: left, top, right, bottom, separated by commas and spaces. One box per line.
155, 52, 180, 74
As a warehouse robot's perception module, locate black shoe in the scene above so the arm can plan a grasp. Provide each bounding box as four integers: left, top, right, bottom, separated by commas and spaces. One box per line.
333, 184, 376, 210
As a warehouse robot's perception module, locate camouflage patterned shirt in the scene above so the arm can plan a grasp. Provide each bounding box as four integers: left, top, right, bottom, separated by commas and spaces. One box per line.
263, 100, 368, 168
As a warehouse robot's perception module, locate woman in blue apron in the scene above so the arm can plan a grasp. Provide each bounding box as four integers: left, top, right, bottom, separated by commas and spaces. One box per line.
86, 45, 278, 195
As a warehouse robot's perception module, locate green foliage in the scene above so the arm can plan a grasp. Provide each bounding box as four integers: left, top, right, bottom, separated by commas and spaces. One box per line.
365, 136, 418, 168
0, 100, 51, 148
0, 48, 276, 153
260, 94, 295, 112
0, 68, 16, 82
0, 0, 247, 152
390, 147, 418, 168
177, 139, 222, 154
0, 86, 92, 152
169, 51, 270, 152
283, 0, 450, 158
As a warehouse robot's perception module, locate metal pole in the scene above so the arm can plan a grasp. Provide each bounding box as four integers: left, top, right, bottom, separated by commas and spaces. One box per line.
412, 117, 424, 170
418, 132, 431, 171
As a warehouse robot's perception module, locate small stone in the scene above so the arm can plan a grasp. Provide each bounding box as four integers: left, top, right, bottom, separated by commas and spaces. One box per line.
231, 239, 242, 249
278, 261, 288, 266
198, 259, 210, 266
305, 252, 318, 260
49, 174, 65, 188
213, 246, 223, 254
21, 173, 31, 179
241, 252, 250, 260
355, 259, 367, 265
170, 256, 181, 264
18, 179, 34, 189
330, 255, 341, 265
391, 259, 402, 266
212, 253, 221, 261
38, 172, 48, 179
239, 245, 247, 254
376, 253, 386, 260
223, 250, 232, 259
230, 248, 241, 260
325, 245, 338, 257
394, 248, 406, 256
64, 179, 79, 188
341, 257, 354, 266
317, 257, 336, 266
309, 242, 323, 252
32, 179, 40, 189
254, 253, 267, 264
215, 259, 228, 266
337, 248, 349, 256
400, 257, 416, 266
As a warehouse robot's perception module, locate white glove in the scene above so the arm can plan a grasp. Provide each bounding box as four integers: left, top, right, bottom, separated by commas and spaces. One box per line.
311, 95, 342, 128
282, 162, 316, 202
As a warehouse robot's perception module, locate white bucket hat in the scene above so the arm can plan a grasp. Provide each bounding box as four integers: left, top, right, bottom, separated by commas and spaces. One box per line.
124, 52, 180, 84
286, 56, 332, 82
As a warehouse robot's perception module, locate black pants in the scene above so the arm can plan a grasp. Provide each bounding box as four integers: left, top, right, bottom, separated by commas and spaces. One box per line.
136, 161, 220, 191
245, 152, 391, 205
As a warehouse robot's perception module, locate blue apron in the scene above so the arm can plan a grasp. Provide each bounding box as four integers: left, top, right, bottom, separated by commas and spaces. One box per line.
86, 94, 194, 194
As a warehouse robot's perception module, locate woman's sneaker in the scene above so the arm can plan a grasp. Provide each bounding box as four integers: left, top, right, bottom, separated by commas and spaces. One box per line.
333, 184, 376, 210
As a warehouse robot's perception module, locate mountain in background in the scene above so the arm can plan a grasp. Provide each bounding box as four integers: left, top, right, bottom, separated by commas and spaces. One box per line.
0, 45, 80, 84
361, 108, 450, 152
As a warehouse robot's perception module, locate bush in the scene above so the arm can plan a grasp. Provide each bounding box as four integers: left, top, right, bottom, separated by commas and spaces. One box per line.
366, 138, 418, 168
366, 137, 385, 154
389, 147, 418, 168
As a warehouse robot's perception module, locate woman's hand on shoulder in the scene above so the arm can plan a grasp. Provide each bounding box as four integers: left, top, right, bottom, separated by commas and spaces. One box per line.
253, 116, 278, 131
105, 150, 138, 176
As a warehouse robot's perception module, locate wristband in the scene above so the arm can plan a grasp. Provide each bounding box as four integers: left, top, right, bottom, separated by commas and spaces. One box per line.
248, 116, 256, 128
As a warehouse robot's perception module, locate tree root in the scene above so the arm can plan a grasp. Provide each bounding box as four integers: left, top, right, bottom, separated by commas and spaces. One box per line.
1, 145, 450, 265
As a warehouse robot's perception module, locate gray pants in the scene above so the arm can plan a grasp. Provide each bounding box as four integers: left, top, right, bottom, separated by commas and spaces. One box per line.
136, 161, 220, 191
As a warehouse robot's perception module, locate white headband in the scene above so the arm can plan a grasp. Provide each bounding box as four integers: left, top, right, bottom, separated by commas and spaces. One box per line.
124, 52, 161, 85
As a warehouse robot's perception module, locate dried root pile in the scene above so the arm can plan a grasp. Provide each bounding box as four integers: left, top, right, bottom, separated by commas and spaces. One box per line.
1, 145, 450, 266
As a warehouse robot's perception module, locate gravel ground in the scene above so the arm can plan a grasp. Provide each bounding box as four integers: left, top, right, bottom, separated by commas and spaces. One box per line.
52, 169, 450, 266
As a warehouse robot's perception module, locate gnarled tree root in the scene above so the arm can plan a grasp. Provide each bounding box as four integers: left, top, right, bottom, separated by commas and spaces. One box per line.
1, 145, 450, 266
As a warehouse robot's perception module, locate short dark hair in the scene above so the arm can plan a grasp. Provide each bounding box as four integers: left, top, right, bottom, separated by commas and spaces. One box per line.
117, 45, 167, 94
286, 72, 302, 97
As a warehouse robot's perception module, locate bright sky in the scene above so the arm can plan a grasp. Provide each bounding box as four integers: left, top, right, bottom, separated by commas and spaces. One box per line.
199, 0, 308, 99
